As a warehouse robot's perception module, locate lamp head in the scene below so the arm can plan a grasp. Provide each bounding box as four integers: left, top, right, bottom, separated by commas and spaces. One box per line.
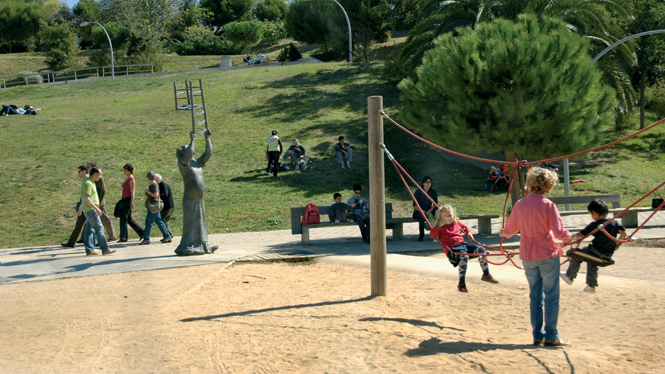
80, 22, 89, 26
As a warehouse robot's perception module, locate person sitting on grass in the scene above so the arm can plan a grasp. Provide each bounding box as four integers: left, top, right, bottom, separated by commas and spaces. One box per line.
430, 205, 498, 293
560, 198, 626, 293
335, 136, 355, 169
283, 138, 309, 171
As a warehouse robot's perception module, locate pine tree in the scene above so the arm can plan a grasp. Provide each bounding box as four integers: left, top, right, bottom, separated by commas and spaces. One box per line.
398, 15, 615, 203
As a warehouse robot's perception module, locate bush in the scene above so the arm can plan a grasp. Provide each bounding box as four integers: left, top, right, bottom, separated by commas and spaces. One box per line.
312, 49, 343, 62
277, 43, 302, 62
261, 20, 287, 44
17, 71, 43, 85
170, 25, 244, 56
645, 82, 665, 119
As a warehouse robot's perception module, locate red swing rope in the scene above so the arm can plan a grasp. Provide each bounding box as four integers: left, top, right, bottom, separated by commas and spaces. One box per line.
379, 110, 665, 263
381, 143, 522, 268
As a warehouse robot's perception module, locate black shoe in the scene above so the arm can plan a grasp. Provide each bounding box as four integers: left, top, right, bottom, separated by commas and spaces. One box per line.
533, 340, 544, 346
76, 239, 84, 243
61, 242, 75, 248
418, 235, 424, 242
544, 338, 571, 347
118, 239, 128, 243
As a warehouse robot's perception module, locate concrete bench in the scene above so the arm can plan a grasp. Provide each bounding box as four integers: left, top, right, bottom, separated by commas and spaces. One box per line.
290, 204, 499, 244
548, 194, 656, 227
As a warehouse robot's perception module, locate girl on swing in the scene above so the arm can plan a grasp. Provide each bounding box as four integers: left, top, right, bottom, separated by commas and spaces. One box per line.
430, 204, 499, 293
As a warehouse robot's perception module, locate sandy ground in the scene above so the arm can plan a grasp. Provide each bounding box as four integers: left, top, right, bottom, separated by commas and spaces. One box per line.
1, 242, 664, 374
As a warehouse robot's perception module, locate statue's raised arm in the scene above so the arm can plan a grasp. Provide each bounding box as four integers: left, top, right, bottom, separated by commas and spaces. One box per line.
197, 129, 212, 167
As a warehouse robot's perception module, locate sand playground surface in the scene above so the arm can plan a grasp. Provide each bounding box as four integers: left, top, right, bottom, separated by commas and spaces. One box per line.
1, 241, 664, 374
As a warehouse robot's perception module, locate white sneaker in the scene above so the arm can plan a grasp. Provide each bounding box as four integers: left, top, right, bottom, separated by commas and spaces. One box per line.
341, 163, 345, 169
346, 161, 351, 168
560, 273, 573, 285
583, 285, 596, 293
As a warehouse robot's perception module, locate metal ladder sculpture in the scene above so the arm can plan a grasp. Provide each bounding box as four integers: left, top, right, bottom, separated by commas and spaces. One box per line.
174, 79, 209, 135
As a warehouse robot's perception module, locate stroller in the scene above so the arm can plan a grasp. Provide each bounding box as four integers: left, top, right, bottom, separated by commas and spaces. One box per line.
483, 164, 510, 192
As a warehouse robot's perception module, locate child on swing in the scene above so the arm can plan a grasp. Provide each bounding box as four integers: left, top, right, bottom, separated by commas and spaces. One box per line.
560, 198, 626, 293
430, 204, 499, 293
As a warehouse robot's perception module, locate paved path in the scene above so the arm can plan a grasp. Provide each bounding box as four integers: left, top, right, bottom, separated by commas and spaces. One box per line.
1, 213, 664, 285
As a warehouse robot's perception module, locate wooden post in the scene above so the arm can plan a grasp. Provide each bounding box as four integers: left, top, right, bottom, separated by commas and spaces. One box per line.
368, 96, 386, 296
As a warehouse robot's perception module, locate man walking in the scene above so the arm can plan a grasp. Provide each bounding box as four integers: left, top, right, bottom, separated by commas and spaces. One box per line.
87, 161, 117, 241
80, 167, 115, 256
155, 173, 174, 237
62, 165, 89, 248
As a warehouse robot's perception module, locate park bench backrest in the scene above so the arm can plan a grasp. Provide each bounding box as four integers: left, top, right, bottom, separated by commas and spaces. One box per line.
547, 194, 621, 211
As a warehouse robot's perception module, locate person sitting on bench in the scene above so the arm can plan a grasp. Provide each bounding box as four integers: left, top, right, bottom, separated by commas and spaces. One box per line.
560, 198, 627, 293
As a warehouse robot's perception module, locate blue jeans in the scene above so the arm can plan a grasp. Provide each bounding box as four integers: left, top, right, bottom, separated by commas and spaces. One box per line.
84, 210, 109, 254
143, 211, 171, 242
336, 148, 353, 164
523, 257, 561, 341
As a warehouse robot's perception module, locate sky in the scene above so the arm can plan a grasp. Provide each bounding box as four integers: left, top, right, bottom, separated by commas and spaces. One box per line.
65, 0, 78, 9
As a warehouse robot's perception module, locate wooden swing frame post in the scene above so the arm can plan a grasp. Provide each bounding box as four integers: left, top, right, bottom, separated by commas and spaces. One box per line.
368, 96, 387, 296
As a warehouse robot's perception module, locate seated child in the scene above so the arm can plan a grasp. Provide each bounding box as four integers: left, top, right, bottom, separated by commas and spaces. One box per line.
328, 193, 348, 223
430, 205, 499, 293
560, 198, 626, 293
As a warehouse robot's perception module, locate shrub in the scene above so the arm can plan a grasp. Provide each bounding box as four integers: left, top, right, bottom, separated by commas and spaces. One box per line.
170, 25, 243, 55
645, 82, 665, 119
277, 43, 302, 62
17, 71, 43, 85
261, 20, 287, 44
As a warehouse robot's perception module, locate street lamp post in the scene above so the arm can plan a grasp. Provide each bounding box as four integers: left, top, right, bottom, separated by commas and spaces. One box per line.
80, 21, 114, 79
329, 0, 352, 64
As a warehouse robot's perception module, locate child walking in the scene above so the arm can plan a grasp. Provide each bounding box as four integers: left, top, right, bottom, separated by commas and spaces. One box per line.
430, 205, 499, 293
560, 198, 626, 293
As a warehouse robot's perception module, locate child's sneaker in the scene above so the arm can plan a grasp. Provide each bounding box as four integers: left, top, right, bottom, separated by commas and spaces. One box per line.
560, 273, 573, 285
341, 163, 345, 169
346, 161, 351, 168
583, 285, 596, 293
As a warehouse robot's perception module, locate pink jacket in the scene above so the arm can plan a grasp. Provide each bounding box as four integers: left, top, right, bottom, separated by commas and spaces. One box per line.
503, 193, 572, 261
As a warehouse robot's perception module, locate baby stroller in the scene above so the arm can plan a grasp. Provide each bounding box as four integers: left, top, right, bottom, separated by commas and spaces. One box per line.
484, 164, 510, 192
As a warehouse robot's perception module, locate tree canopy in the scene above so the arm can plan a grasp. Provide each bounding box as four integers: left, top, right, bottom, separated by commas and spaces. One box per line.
255, 0, 289, 22
0, 0, 48, 53
225, 20, 264, 55
200, 0, 253, 34
398, 15, 615, 162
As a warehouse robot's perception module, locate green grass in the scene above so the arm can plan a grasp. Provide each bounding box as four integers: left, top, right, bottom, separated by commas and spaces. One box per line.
0, 59, 663, 249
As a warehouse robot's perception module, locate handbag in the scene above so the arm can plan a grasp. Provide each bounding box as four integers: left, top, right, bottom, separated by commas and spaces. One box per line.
147, 184, 164, 214
113, 199, 123, 218
652, 195, 664, 209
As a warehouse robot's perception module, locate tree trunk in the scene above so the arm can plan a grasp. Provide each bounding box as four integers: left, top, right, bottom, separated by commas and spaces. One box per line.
9, 40, 12, 54
505, 151, 521, 207
640, 63, 646, 130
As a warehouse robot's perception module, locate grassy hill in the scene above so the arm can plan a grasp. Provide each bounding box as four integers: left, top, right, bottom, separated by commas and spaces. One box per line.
0, 59, 664, 249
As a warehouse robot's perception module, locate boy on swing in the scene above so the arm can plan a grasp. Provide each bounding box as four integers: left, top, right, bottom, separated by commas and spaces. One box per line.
560, 199, 626, 293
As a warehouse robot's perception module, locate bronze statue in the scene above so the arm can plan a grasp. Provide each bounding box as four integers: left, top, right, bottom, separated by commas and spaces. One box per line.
175, 129, 217, 255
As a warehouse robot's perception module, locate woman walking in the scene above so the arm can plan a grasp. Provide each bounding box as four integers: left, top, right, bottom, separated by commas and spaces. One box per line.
118, 164, 144, 242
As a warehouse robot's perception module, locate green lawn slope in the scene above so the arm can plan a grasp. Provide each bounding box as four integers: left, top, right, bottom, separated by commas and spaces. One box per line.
0, 61, 663, 249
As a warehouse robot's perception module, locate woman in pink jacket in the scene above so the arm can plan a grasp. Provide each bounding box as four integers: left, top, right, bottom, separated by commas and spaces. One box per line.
501, 167, 572, 347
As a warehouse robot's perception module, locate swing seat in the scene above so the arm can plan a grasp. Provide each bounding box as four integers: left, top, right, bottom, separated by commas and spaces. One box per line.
566, 248, 615, 267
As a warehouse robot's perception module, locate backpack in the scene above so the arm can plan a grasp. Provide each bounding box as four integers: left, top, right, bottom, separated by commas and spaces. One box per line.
302, 203, 320, 225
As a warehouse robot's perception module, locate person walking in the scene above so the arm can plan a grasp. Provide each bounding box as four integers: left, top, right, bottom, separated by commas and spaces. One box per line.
80, 167, 115, 256
155, 173, 174, 237
87, 161, 117, 241
265, 130, 283, 177
139, 171, 172, 245
118, 163, 144, 242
